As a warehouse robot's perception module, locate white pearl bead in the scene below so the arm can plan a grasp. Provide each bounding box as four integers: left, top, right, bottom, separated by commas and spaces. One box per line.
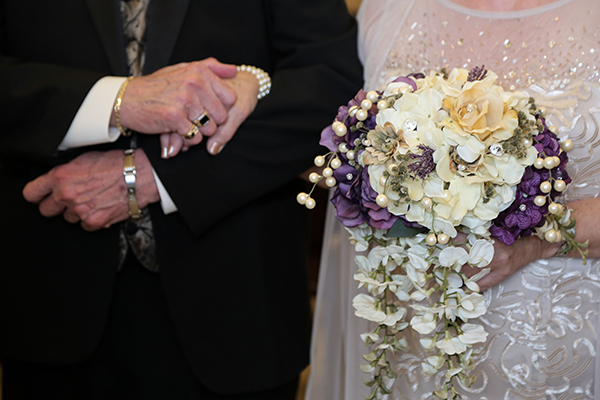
338, 143, 348, 153
305, 197, 316, 209
360, 99, 372, 110
391, 88, 400, 95
356, 109, 368, 121
544, 229, 558, 242
540, 181, 552, 193
561, 139, 574, 152
314, 155, 325, 167
552, 156, 561, 167
296, 192, 308, 205
421, 197, 433, 209
386, 163, 398, 174
334, 123, 347, 137
534, 158, 545, 169
379, 176, 388, 186
534, 195, 547, 206
367, 91, 379, 103
377, 100, 388, 110
347, 150, 355, 160
322, 167, 333, 178
426, 233, 437, 246
548, 202, 563, 215
325, 177, 337, 187
437, 233, 450, 245
554, 180, 566, 192
348, 106, 358, 117
523, 138, 532, 146
555, 230, 563, 243
309, 172, 321, 183
543, 157, 555, 169
548, 125, 558, 134
376, 194, 389, 208
442, 190, 452, 201
330, 158, 342, 169
538, 106, 547, 116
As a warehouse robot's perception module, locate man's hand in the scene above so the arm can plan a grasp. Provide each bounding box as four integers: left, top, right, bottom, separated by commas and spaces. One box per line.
23, 150, 160, 231
112, 58, 238, 147
159, 70, 260, 157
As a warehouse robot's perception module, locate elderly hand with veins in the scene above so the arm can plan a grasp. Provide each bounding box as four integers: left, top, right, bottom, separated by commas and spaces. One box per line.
22, 57, 255, 230
112, 57, 238, 152
159, 69, 260, 157
23, 149, 159, 231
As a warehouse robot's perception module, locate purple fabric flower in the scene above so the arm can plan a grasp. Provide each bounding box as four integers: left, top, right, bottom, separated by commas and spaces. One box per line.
491, 120, 571, 245
392, 76, 418, 92
331, 190, 364, 227
319, 89, 376, 160
331, 166, 398, 229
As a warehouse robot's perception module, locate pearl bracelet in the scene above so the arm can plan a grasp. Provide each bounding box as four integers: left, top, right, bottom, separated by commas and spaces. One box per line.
237, 65, 271, 100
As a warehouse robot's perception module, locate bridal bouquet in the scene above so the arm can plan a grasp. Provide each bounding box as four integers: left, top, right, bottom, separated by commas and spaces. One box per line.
298, 67, 587, 399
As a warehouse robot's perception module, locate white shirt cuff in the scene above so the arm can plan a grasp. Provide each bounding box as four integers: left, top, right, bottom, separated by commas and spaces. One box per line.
58, 76, 125, 150
152, 168, 178, 214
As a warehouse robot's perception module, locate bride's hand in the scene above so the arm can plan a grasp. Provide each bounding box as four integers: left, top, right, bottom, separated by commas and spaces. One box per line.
205, 70, 259, 155
160, 70, 260, 158
461, 234, 558, 291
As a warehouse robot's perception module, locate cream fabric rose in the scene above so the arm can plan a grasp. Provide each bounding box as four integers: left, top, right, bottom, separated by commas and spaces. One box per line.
443, 81, 517, 143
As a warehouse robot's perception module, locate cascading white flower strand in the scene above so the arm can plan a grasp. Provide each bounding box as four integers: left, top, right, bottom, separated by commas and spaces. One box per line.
349, 224, 494, 399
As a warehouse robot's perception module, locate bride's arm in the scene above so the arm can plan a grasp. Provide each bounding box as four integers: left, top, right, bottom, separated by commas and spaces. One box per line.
466, 197, 600, 291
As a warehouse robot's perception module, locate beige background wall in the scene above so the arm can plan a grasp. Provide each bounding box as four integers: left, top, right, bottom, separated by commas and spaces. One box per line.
346, 0, 362, 15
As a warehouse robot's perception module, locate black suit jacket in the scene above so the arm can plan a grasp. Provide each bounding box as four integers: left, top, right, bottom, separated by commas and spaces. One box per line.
0, 0, 362, 393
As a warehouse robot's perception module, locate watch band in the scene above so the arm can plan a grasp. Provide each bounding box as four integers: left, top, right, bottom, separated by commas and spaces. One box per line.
123, 149, 142, 219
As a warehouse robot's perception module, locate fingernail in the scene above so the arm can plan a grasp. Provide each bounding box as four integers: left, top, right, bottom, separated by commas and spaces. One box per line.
168, 145, 175, 156
162, 146, 168, 159
209, 142, 223, 155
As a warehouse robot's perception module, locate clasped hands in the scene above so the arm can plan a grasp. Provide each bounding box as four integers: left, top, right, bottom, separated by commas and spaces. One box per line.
23, 57, 261, 231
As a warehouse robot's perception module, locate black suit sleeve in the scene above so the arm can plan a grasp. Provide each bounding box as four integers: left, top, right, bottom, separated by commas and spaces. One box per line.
0, 0, 113, 161
145, 0, 363, 237
0, 56, 104, 160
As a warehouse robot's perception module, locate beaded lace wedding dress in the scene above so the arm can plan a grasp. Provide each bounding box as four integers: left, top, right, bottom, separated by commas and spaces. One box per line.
306, 0, 600, 399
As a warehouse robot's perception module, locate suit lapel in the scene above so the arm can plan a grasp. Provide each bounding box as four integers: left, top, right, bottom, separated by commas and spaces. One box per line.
143, 0, 191, 74
84, 0, 129, 76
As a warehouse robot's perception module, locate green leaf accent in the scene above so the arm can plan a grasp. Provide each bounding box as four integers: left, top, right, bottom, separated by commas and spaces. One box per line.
387, 218, 428, 238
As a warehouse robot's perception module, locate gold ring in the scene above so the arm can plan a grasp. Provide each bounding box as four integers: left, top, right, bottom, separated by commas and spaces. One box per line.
184, 124, 199, 140
193, 112, 210, 127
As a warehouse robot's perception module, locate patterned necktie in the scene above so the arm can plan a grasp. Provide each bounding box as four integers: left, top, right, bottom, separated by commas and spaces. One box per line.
117, 0, 159, 272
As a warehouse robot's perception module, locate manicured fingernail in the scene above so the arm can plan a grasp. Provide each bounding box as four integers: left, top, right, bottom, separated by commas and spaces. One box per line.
168, 145, 175, 156
209, 142, 223, 155
162, 146, 168, 159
